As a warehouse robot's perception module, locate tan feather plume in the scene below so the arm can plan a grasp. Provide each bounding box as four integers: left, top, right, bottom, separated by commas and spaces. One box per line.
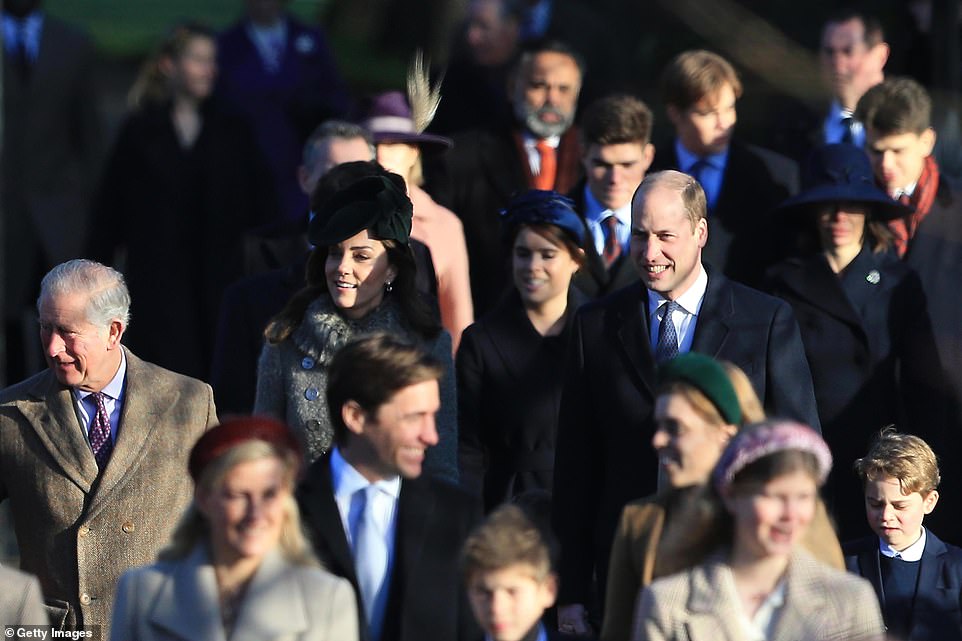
406, 50, 443, 134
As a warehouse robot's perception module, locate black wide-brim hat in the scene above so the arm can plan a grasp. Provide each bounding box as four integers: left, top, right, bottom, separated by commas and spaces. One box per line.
776, 143, 913, 221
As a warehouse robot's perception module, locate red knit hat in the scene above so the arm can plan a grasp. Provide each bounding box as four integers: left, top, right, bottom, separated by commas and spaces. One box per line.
188, 416, 301, 482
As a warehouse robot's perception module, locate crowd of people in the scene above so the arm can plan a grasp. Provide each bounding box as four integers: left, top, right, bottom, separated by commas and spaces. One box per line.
3, 0, 962, 639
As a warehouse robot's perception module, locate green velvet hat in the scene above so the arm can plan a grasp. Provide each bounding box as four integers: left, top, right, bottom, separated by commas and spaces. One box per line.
658, 352, 742, 425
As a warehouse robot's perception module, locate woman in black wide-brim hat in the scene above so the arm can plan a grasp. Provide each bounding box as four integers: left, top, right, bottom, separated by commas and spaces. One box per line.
766, 143, 929, 541
254, 174, 458, 484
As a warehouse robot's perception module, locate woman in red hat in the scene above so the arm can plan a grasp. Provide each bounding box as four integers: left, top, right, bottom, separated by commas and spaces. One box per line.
110, 417, 358, 641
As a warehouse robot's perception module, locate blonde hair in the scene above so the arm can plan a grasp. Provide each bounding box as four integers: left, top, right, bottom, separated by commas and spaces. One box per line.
128, 23, 215, 109
159, 440, 317, 566
461, 504, 552, 584
854, 426, 940, 495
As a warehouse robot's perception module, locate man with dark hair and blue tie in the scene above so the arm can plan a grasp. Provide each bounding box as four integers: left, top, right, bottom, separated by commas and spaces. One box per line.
651, 49, 798, 289
298, 333, 481, 641
552, 170, 818, 635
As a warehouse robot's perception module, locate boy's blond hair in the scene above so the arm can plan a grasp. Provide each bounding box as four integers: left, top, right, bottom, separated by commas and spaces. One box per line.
461, 504, 552, 583
854, 427, 941, 494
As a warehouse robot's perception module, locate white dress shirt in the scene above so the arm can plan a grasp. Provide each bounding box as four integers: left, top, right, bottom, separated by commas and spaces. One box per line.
880, 527, 927, 561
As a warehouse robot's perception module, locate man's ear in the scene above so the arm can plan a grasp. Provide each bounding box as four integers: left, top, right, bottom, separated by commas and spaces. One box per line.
341, 400, 367, 436
107, 320, 125, 350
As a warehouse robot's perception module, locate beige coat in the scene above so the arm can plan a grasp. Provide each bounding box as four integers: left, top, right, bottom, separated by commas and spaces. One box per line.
603, 490, 845, 641
632, 549, 884, 641
0, 565, 48, 626
110, 545, 358, 641
0, 348, 217, 631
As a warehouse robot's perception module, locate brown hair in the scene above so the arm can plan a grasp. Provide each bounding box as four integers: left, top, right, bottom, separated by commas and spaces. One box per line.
461, 504, 552, 583
633, 170, 707, 231
855, 76, 932, 135
128, 23, 215, 109
509, 222, 586, 268
580, 94, 653, 147
854, 426, 940, 495
657, 360, 765, 430
823, 10, 885, 49
661, 50, 743, 111
327, 333, 444, 446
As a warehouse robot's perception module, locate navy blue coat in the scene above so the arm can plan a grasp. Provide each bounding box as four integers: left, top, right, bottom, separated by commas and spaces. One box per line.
552, 269, 819, 610
845, 531, 962, 641
768, 247, 930, 540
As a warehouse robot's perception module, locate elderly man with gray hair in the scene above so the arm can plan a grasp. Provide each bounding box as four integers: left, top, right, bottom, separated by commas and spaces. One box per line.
0, 258, 217, 633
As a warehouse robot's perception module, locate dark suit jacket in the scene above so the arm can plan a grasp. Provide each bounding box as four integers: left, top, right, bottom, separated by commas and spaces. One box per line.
433, 125, 583, 316
297, 453, 482, 641
844, 531, 962, 641
552, 269, 819, 609
566, 181, 640, 300
457, 288, 584, 509
651, 139, 799, 289
216, 15, 350, 222
1, 15, 102, 313
768, 248, 930, 540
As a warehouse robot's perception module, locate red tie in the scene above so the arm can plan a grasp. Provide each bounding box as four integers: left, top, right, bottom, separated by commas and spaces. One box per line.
533, 140, 556, 190
602, 215, 621, 269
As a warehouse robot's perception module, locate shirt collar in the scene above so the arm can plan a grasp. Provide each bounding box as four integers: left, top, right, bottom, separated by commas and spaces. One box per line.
647, 263, 708, 318
880, 527, 926, 561
582, 183, 632, 225
2, 11, 42, 51
74, 349, 127, 403
523, 133, 560, 149
330, 446, 401, 501
674, 138, 729, 173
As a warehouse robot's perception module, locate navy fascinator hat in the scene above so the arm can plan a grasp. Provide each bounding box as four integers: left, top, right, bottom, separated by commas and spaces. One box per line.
500, 190, 586, 246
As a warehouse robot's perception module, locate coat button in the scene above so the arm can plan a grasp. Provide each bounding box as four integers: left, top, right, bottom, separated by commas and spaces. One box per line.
78, 525, 90, 538
80, 593, 91, 605
304, 387, 319, 401
122, 522, 136, 533
301, 356, 315, 370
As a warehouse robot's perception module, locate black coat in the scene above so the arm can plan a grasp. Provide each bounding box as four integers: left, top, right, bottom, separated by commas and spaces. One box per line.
768, 247, 928, 540
651, 139, 799, 288
552, 269, 819, 609
845, 531, 962, 641
566, 181, 641, 300
90, 100, 274, 380
457, 289, 585, 510
297, 453, 482, 641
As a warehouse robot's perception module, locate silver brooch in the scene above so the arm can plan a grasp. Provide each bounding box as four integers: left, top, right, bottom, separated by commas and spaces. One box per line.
866, 270, 881, 285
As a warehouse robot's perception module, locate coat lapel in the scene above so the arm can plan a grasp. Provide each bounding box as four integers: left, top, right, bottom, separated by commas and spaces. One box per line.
18, 371, 98, 492
148, 546, 225, 641
691, 269, 732, 357
86, 349, 163, 518
382, 478, 434, 638
780, 255, 867, 330
772, 551, 830, 640
912, 531, 949, 634
685, 560, 744, 641
856, 542, 885, 610
300, 456, 357, 585
613, 282, 656, 398
482, 294, 543, 384
232, 549, 310, 641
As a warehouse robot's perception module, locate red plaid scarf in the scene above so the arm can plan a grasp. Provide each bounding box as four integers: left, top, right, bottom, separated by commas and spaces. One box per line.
889, 155, 940, 257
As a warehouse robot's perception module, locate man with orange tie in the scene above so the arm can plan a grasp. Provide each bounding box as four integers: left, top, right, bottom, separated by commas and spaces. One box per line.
435, 40, 585, 315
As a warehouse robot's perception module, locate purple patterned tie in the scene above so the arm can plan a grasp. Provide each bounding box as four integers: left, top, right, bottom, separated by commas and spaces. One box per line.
88, 392, 113, 469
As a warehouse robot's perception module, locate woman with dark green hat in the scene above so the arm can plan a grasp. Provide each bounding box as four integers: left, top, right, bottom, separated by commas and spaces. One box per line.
767, 142, 926, 540
254, 173, 458, 483
598, 353, 843, 641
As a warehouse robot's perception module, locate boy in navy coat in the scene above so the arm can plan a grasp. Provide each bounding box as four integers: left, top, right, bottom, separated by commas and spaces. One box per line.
844, 428, 962, 641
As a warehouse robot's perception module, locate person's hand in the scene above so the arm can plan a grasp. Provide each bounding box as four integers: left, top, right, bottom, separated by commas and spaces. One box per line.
557, 603, 593, 636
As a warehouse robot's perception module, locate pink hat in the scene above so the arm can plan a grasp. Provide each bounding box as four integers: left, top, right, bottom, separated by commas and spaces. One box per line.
361, 91, 452, 151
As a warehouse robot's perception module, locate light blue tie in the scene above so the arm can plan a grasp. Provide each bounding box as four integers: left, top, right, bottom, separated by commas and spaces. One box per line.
353, 485, 389, 641
656, 301, 681, 363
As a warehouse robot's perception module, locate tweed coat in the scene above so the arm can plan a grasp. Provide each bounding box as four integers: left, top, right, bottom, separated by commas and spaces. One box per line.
254, 295, 458, 483
602, 488, 845, 641
110, 545, 358, 641
0, 347, 217, 631
632, 549, 885, 641
0, 565, 48, 626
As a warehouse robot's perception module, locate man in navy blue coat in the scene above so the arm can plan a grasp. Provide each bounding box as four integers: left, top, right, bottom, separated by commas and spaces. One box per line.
552, 170, 820, 634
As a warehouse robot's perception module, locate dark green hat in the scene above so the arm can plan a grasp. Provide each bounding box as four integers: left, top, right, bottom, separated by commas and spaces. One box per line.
309, 175, 413, 247
657, 352, 742, 425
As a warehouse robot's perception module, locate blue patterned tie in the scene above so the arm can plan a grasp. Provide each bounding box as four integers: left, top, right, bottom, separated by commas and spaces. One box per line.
88, 392, 113, 469
656, 301, 681, 363
353, 485, 389, 641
